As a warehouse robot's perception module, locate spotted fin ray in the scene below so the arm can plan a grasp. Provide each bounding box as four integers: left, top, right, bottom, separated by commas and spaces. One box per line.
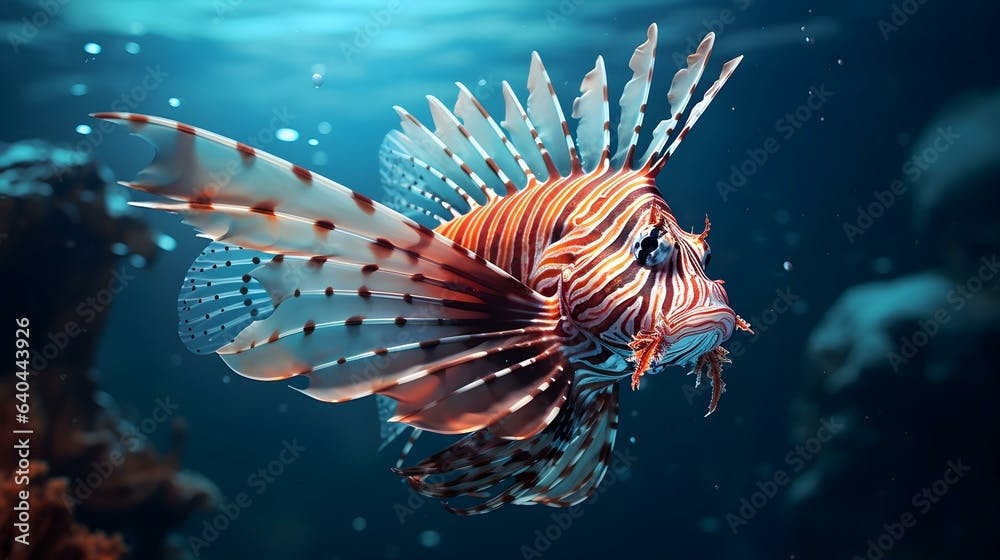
96, 112, 570, 439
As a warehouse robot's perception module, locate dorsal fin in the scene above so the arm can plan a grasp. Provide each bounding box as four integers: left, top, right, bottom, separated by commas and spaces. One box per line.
378, 23, 742, 222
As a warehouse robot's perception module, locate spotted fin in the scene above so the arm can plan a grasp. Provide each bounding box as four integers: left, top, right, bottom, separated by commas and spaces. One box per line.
177, 242, 274, 354
97, 112, 570, 439
397, 383, 620, 515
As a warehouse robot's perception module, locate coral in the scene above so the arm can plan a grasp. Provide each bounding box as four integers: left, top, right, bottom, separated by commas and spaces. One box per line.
0, 461, 127, 560
0, 140, 218, 559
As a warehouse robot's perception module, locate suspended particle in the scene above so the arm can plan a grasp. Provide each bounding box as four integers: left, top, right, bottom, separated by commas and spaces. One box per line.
351, 516, 367, 532
317, 121, 332, 134
308, 138, 319, 146
418, 530, 441, 548
84, 42, 102, 55
124, 41, 141, 54
75, 124, 92, 135
168, 97, 181, 108
70, 83, 88, 96
311, 72, 324, 87
783, 260, 793, 272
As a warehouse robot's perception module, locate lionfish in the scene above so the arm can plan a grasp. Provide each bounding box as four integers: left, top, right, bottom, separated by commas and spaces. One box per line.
95, 23, 751, 514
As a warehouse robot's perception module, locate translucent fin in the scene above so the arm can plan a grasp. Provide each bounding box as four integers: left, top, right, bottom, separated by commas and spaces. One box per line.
177, 242, 275, 354
99, 112, 566, 438
453, 83, 528, 190
571, 56, 610, 173
393, 107, 485, 209
426, 96, 509, 199
500, 80, 551, 183
612, 23, 658, 169
527, 52, 578, 176
378, 131, 461, 225
397, 383, 620, 515
639, 32, 715, 168
652, 55, 743, 172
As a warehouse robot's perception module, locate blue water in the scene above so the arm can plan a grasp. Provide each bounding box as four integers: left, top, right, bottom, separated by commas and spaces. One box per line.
3, 0, 998, 558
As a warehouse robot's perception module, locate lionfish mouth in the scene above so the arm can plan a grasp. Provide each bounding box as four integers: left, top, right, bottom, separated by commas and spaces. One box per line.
628, 307, 752, 415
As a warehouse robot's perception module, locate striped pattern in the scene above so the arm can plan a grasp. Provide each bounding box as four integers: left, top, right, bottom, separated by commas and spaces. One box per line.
98, 23, 750, 516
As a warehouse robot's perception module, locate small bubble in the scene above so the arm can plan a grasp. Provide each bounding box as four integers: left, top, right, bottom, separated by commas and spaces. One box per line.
129, 21, 146, 35
311, 72, 324, 88
110, 241, 129, 255
317, 121, 332, 134
70, 83, 88, 96
800, 25, 806, 32
84, 42, 102, 55
477, 78, 487, 87
837, 58, 844, 66
307, 138, 319, 146
783, 260, 793, 272
276, 128, 299, 142
418, 530, 441, 548
312, 151, 328, 166
222, 375, 232, 384
155, 233, 177, 251
168, 97, 181, 108
713, 484, 720, 491
352, 516, 367, 532
124, 41, 141, 54
805, 36, 815, 45
75, 124, 92, 135
629, 436, 636, 444
129, 254, 147, 268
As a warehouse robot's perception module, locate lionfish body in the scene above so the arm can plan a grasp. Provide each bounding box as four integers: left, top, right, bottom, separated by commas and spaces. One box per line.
97, 24, 750, 514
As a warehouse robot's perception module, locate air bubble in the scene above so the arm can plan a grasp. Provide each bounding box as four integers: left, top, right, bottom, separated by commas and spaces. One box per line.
75, 124, 92, 135
312, 72, 324, 88
84, 42, 102, 55
70, 83, 88, 96
168, 97, 181, 108
352, 516, 367, 532
124, 41, 141, 54
317, 121, 332, 134
783, 261, 793, 272
276, 128, 299, 142
308, 138, 319, 146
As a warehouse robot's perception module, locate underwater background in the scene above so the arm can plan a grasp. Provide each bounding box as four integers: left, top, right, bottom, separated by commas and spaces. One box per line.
1, 0, 998, 559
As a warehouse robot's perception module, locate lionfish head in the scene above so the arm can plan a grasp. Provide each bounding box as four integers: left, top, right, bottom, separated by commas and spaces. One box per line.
558, 193, 751, 412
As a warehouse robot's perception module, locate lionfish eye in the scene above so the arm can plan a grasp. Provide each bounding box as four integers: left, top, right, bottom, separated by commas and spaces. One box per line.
701, 245, 712, 267
632, 226, 674, 267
